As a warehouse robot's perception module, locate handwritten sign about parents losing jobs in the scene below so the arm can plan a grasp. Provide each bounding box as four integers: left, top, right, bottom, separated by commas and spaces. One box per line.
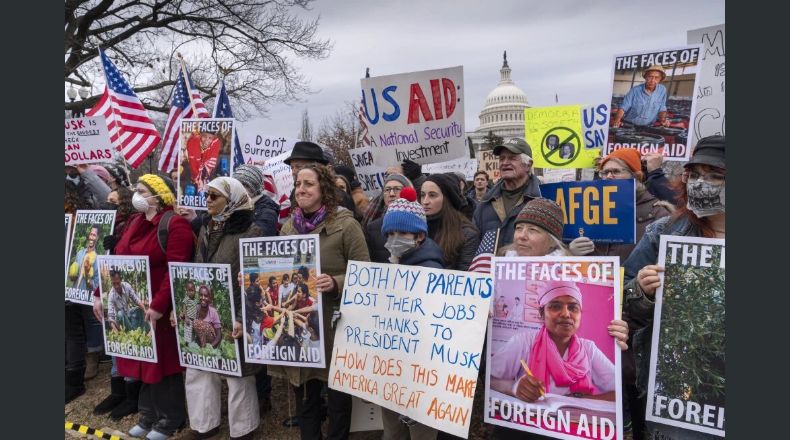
329, 262, 492, 438
361, 66, 465, 166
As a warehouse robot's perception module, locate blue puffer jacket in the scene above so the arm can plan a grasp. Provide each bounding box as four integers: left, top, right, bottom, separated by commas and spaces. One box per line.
398, 237, 444, 269
472, 176, 541, 247
252, 194, 280, 237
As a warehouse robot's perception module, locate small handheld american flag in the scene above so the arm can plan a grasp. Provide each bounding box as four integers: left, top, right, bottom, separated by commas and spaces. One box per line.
469, 228, 500, 274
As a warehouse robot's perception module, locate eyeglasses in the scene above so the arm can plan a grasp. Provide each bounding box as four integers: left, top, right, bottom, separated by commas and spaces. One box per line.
600, 168, 630, 178
206, 192, 224, 200
383, 186, 403, 194
681, 171, 725, 185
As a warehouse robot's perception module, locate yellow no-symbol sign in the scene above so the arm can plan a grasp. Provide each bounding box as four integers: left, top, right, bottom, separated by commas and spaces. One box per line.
525, 105, 597, 169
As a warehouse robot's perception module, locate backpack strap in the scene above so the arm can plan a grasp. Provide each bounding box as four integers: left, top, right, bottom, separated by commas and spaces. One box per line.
157, 210, 177, 254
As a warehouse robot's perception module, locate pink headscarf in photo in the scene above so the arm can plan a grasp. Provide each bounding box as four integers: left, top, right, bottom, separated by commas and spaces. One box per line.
528, 281, 597, 395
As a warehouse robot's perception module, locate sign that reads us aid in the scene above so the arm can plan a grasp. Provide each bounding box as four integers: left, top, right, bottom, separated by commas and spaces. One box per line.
525, 105, 598, 169
540, 179, 636, 244
360, 66, 465, 166
329, 261, 492, 438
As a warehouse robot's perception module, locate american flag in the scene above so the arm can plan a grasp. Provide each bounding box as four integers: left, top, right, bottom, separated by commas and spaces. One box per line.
86, 49, 161, 168
262, 174, 291, 231
469, 229, 500, 274
212, 80, 244, 169
157, 68, 209, 172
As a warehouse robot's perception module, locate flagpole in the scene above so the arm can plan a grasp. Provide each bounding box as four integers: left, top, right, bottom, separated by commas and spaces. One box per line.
176, 52, 201, 117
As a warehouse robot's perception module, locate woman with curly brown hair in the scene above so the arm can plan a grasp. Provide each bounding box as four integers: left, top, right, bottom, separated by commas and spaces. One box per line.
268, 163, 370, 440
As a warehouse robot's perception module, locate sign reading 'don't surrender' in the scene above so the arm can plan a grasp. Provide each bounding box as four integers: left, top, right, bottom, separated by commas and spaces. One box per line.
329, 261, 492, 438
360, 66, 466, 166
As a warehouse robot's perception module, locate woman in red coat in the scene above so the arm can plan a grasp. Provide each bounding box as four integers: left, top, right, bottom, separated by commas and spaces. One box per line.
104, 174, 194, 440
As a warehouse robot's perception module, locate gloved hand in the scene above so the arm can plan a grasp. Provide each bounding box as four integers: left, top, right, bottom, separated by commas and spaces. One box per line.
103, 234, 118, 253
569, 236, 595, 256
401, 159, 422, 181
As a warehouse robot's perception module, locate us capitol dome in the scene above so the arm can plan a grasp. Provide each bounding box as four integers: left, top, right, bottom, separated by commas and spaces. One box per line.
468, 51, 530, 152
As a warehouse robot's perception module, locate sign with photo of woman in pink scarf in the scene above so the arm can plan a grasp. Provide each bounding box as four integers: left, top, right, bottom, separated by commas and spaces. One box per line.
485, 256, 625, 440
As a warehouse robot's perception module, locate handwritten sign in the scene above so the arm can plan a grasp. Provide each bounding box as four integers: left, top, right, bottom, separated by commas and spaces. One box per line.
477, 150, 500, 182
329, 261, 492, 437
583, 104, 610, 150
361, 66, 466, 166
236, 119, 298, 164
526, 105, 597, 169
688, 25, 725, 148
540, 179, 636, 244
64, 116, 114, 166
607, 46, 703, 161
423, 157, 478, 181
261, 149, 294, 203
350, 146, 388, 197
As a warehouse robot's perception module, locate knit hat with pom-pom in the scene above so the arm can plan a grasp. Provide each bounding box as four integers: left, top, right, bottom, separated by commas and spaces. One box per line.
381, 187, 427, 235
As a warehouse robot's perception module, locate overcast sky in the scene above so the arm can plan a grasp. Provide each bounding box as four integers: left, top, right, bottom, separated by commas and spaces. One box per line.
233, 0, 724, 136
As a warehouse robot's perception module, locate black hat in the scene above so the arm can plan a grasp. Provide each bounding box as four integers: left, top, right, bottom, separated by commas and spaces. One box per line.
334, 165, 356, 183
284, 141, 328, 165
424, 173, 466, 211
493, 138, 532, 157
685, 136, 725, 169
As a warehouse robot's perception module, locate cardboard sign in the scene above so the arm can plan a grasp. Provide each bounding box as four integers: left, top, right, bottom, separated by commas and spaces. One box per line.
98, 256, 157, 363
64, 116, 114, 165
169, 262, 243, 376
540, 179, 636, 244
477, 150, 500, 182
647, 236, 725, 437
607, 46, 703, 161
329, 261, 492, 438
423, 157, 478, 181
486, 256, 622, 440
361, 66, 466, 166
350, 146, 388, 197
687, 25, 725, 148
177, 118, 235, 210
236, 119, 298, 164
526, 105, 597, 169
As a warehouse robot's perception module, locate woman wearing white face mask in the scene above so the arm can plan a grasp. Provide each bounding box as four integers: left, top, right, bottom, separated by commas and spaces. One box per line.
622, 135, 725, 440
92, 174, 195, 440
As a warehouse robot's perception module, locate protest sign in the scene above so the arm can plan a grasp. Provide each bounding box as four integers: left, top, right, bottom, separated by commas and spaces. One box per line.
169, 262, 242, 376
350, 146, 388, 197
97, 255, 157, 363
361, 66, 466, 166
423, 157, 478, 181
486, 256, 622, 440
646, 236, 725, 437
236, 119, 298, 164
526, 105, 597, 169
239, 235, 324, 368
540, 179, 636, 244
177, 118, 235, 210
329, 261, 492, 438
688, 25, 725, 148
350, 396, 384, 432
65, 214, 73, 275
65, 210, 116, 304
540, 169, 577, 184
65, 116, 114, 166
261, 149, 294, 203
607, 46, 703, 161
477, 149, 500, 182
582, 103, 610, 150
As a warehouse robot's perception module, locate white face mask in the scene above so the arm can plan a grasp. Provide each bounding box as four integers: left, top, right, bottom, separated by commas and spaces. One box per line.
385, 236, 417, 261
132, 192, 157, 212
686, 181, 725, 217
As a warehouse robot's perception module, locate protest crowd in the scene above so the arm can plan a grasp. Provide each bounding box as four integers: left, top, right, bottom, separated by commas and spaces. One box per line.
65, 38, 725, 440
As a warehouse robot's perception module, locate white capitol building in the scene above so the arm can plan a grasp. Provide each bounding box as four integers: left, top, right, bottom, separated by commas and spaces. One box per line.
467, 51, 530, 153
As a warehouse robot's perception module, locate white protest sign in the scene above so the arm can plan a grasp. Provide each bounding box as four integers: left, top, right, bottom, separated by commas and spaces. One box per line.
688, 24, 725, 147
329, 261, 492, 438
262, 149, 294, 202
423, 157, 478, 181
361, 66, 465, 166
350, 146, 388, 197
582, 103, 610, 150
236, 119, 298, 164
65, 116, 114, 165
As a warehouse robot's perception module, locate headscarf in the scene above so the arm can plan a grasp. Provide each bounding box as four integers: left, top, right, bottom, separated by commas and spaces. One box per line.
207, 177, 252, 222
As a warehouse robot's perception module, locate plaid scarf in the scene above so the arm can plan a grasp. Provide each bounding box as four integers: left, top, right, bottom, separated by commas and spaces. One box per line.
361, 193, 387, 228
